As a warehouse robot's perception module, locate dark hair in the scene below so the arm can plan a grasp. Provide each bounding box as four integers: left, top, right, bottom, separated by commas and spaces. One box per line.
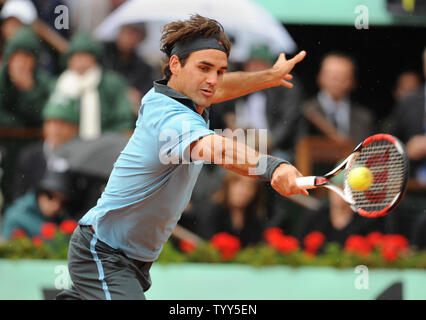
36, 170, 72, 200
212, 171, 266, 221
160, 14, 232, 80
122, 22, 147, 39
318, 51, 358, 80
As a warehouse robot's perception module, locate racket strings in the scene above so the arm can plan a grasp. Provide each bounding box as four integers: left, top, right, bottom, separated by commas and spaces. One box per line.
345, 140, 405, 212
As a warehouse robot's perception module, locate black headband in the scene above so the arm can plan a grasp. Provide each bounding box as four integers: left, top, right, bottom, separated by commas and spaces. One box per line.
170, 37, 227, 57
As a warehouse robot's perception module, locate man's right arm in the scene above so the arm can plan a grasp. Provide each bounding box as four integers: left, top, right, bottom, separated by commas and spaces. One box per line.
190, 134, 308, 197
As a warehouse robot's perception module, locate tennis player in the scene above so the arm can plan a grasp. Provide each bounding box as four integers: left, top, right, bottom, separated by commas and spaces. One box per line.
56, 14, 308, 300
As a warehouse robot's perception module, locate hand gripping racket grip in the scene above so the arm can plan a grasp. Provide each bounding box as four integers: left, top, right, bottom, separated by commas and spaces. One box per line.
296, 176, 317, 189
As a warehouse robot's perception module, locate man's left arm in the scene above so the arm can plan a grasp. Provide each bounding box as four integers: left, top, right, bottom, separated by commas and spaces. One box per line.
213, 51, 306, 103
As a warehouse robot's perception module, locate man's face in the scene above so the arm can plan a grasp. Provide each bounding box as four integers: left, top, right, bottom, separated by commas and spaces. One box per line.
43, 119, 78, 149
228, 175, 258, 209
244, 59, 271, 72
8, 51, 35, 75
38, 191, 66, 218
117, 25, 144, 53
394, 72, 421, 100
1, 17, 22, 40
317, 56, 355, 101
68, 52, 97, 75
169, 49, 228, 108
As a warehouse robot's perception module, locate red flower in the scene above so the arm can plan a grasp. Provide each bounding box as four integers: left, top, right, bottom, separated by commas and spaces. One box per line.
344, 235, 372, 257
379, 234, 409, 262
382, 234, 408, 250
210, 232, 241, 260
263, 227, 284, 246
31, 235, 44, 248
381, 244, 399, 262
59, 220, 78, 235
263, 227, 299, 254
366, 232, 383, 248
11, 228, 27, 239
179, 239, 197, 253
303, 231, 325, 255
40, 222, 57, 240
275, 235, 300, 254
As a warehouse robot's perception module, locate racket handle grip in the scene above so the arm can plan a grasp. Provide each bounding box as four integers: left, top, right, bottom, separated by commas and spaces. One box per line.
296, 176, 317, 189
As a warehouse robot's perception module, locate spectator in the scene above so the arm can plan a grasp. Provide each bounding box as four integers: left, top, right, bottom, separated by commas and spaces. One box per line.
389, 47, 426, 184
299, 51, 374, 145
294, 169, 387, 246
380, 70, 422, 132
225, 44, 304, 162
53, 32, 135, 140
199, 171, 268, 247
0, 26, 54, 127
1, 170, 72, 239
387, 48, 426, 242
103, 22, 155, 115
392, 70, 421, 102
12, 92, 79, 200
12, 92, 109, 220
0, 0, 37, 42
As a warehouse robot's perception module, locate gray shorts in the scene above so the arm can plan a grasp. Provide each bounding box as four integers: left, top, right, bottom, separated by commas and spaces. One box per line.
56, 225, 152, 300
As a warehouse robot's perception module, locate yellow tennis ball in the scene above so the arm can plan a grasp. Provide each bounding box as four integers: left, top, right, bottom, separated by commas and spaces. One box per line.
348, 166, 373, 191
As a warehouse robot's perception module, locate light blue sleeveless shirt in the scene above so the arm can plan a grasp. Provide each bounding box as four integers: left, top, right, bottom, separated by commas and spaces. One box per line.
79, 80, 215, 261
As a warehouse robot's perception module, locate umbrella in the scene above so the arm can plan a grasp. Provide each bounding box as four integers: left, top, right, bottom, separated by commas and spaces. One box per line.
94, 0, 297, 64
52, 134, 130, 178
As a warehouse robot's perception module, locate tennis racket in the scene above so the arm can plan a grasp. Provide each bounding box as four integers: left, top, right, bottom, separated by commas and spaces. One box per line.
296, 134, 409, 218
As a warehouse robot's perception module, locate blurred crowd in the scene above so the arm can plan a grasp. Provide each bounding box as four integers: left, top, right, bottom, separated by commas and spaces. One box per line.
0, 0, 425, 255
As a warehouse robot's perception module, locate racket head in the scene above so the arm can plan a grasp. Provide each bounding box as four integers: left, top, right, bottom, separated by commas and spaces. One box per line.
342, 134, 409, 218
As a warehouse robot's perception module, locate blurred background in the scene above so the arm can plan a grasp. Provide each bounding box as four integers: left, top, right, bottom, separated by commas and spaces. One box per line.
0, 0, 425, 300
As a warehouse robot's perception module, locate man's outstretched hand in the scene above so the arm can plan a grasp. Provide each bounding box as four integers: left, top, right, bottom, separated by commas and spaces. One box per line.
271, 50, 307, 88
212, 50, 306, 103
